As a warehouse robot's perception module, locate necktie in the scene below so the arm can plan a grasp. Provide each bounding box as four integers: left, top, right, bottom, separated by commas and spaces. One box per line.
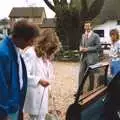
86, 33, 88, 40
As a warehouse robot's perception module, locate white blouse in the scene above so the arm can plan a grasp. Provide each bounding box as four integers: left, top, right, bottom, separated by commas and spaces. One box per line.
22, 47, 54, 87
22, 46, 55, 116
109, 40, 120, 61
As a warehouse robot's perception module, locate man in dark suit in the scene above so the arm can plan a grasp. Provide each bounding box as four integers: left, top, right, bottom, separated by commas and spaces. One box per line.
0, 20, 39, 120
79, 21, 101, 91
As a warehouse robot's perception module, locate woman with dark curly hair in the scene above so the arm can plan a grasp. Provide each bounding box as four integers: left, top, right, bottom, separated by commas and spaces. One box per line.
22, 29, 61, 120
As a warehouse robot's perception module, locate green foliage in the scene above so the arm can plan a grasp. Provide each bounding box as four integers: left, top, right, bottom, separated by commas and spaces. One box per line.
55, 5, 81, 50
55, 49, 80, 62
44, 0, 104, 50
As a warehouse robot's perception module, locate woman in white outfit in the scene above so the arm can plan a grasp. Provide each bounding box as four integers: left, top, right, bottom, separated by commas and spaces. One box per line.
22, 29, 61, 120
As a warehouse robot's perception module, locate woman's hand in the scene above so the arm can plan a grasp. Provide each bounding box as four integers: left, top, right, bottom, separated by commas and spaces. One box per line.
38, 80, 50, 87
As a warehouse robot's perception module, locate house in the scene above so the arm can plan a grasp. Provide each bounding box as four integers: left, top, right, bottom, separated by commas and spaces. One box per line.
93, 20, 120, 55
0, 18, 10, 38
99, 0, 120, 23
93, 0, 120, 47
93, 20, 120, 44
9, 7, 46, 27
40, 18, 56, 29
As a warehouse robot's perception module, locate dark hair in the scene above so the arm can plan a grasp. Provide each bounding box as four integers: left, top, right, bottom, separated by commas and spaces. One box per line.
12, 20, 39, 42
109, 29, 119, 40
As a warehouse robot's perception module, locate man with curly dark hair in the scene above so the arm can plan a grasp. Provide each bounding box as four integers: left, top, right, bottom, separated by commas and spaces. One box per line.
0, 20, 39, 120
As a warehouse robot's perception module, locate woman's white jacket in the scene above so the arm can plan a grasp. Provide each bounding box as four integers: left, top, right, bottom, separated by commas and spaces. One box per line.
22, 47, 54, 115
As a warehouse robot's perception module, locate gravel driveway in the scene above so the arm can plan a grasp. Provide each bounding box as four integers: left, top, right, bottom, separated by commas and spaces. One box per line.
49, 61, 79, 120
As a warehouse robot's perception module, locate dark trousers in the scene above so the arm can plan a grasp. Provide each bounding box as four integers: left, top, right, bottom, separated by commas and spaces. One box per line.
78, 60, 94, 91
18, 111, 23, 120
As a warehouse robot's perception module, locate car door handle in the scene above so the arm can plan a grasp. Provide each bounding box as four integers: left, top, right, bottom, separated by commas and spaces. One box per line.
102, 97, 106, 102
117, 111, 120, 118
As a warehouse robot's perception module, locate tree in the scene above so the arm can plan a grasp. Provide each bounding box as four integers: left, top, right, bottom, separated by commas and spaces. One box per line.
43, 0, 104, 50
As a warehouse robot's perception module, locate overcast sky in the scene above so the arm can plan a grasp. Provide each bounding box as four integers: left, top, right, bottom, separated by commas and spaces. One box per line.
0, 0, 55, 19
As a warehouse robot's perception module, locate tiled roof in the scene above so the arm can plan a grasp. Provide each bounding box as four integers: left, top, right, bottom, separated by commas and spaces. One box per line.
99, 0, 120, 22
40, 18, 56, 28
9, 7, 45, 18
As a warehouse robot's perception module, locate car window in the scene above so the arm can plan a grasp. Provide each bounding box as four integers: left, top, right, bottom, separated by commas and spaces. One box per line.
94, 30, 104, 37
66, 62, 109, 120
81, 62, 109, 98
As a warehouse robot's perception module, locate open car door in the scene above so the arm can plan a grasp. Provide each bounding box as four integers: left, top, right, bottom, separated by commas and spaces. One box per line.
80, 62, 109, 120
66, 62, 109, 120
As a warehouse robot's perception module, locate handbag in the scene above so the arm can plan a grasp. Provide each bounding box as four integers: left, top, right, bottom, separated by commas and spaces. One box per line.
45, 95, 61, 120
45, 112, 60, 120
111, 60, 120, 76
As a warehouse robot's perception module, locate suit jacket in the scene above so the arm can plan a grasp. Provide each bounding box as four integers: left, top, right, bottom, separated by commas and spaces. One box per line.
80, 32, 101, 65
0, 36, 27, 118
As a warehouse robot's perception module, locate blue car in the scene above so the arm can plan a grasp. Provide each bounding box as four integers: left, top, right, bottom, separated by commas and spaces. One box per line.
66, 62, 120, 120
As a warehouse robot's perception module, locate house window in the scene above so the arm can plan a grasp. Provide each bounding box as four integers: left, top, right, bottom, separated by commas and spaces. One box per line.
7, 28, 11, 35
28, 18, 33, 22
15, 18, 24, 22
117, 20, 120, 25
94, 30, 104, 37
0, 29, 2, 34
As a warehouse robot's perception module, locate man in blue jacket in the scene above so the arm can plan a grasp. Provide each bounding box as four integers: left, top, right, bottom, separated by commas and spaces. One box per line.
0, 20, 39, 120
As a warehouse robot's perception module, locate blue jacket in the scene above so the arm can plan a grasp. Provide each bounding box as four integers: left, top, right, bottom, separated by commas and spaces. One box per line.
0, 36, 27, 118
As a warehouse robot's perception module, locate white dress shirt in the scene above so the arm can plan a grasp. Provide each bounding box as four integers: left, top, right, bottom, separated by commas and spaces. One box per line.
17, 48, 23, 90
85, 31, 93, 39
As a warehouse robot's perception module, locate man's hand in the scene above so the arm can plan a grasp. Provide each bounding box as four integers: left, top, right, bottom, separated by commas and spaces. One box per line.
82, 48, 88, 52
38, 80, 49, 87
79, 47, 88, 52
